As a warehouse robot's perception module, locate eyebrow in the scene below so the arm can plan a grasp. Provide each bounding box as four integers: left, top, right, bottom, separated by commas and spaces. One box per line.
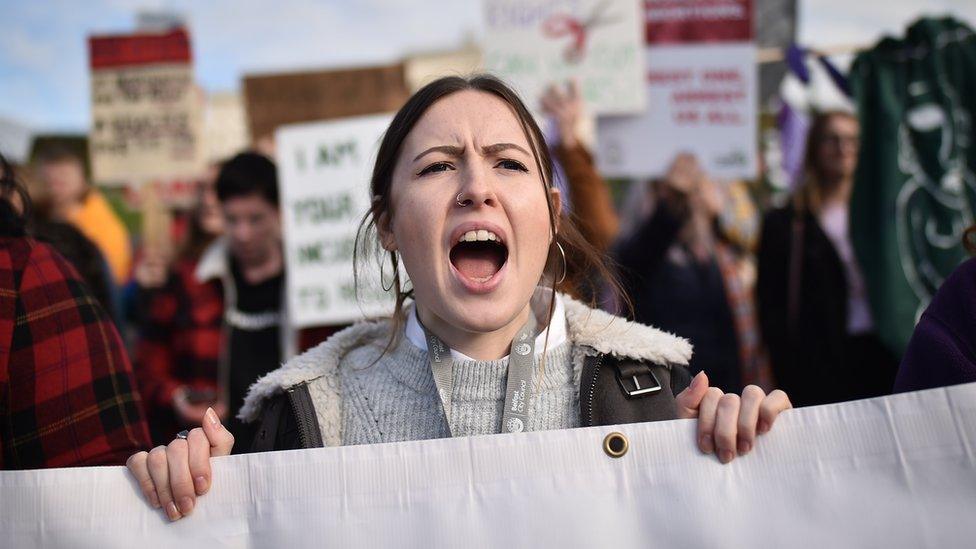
412, 142, 531, 162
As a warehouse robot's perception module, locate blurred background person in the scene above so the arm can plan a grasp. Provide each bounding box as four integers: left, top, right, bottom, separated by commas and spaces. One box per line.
1, 153, 151, 469
615, 153, 765, 394
32, 145, 132, 286
757, 111, 898, 407
18, 146, 119, 319
133, 152, 295, 447
132, 166, 225, 445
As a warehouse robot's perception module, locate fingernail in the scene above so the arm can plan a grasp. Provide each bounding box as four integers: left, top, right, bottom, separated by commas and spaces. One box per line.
206, 407, 220, 428
166, 501, 182, 521
699, 435, 714, 454
178, 497, 194, 516
738, 440, 752, 455
719, 450, 734, 464
757, 420, 770, 434
194, 476, 209, 495
148, 492, 161, 509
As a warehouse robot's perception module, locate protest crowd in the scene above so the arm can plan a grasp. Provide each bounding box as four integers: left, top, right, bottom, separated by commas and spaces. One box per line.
1, 1, 975, 533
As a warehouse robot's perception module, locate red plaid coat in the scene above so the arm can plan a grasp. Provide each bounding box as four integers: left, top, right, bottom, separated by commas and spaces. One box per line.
0, 237, 151, 469
133, 256, 223, 444
132, 253, 341, 445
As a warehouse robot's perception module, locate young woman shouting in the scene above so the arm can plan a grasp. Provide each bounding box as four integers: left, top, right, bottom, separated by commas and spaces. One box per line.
127, 75, 791, 522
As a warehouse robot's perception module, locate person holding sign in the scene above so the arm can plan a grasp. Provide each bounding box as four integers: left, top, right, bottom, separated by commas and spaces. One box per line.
125, 75, 791, 522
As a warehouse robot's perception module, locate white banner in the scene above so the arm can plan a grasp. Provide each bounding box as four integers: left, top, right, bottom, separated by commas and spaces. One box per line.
2, 383, 975, 548
276, 114, 394, 327
597, 42, 758, 180
483, 0, 646, 115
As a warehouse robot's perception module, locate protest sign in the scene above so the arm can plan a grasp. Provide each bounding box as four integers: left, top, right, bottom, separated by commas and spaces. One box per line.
276, 113, 394, 327
2, 383, 975, 548
483, 0, 646, 115
597, 0, 758, 180
88, 29, 204, 186
244, 65, 409, 143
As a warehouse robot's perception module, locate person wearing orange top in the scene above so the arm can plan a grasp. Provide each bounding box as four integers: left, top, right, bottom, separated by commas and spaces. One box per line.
34, 146, 132, 284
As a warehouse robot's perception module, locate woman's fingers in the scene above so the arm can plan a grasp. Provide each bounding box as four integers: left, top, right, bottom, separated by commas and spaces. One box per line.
126, 451, 160, 509
736, 385, 765, 456
202, 407, 235, 456
689, 383, 792, 464
187, 428, 212, 496
713, 393, 741, 464
147, 445, 180, 521
758, 389, 793, 434
166, 439, 196, 517
695, 386, 724, 454
675, 371, 709, 419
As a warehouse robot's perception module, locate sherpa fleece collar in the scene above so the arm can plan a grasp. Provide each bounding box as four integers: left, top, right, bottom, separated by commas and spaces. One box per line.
237, 294, 692, 422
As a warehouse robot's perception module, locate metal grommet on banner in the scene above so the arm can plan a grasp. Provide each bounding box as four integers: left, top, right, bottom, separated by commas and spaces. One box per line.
603, 432, 629, 458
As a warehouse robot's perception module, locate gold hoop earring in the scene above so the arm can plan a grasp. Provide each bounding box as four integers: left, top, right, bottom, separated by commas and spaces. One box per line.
380, 252, 398, 292
555, 241, 567, 285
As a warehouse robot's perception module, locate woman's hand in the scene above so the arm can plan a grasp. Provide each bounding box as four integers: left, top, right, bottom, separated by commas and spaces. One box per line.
126, 407, 234, 521
540, 79, 584, 149
675, 372, 791, 463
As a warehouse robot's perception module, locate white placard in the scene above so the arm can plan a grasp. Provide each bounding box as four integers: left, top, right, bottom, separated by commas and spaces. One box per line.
2, 383, 975, 548
276, 114, 394, 327
90, 63, 204, 185
483, 0, 646, 115
597, 43, 758, 180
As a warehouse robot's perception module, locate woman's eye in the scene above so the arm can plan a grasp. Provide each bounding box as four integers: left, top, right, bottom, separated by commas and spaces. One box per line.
497, 159, 528, 172
418, 162, 453, 176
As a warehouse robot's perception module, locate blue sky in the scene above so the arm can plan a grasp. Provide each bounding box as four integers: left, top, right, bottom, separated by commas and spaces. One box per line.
1, 0, 974, 132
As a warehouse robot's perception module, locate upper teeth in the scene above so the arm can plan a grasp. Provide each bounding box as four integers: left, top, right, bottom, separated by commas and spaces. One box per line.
459, 230, 499, 243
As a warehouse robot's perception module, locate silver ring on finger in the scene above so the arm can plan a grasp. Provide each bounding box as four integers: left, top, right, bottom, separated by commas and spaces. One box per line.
176, 430, 190, 440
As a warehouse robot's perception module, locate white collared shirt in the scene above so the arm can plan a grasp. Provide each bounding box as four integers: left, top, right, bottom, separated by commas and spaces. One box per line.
404, 287, 568, 361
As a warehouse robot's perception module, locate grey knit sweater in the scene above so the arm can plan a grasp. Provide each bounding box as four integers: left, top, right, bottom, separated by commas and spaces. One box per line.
340, 336, 579, 445
239, 294, 694, 447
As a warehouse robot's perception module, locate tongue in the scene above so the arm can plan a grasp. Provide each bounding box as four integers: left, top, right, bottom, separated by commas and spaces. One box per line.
452, 244, 504, 281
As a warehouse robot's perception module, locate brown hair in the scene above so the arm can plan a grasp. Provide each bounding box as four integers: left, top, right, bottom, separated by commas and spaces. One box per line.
354, 74, 622, 353
794, 110, 858, 214
178, 163, 226, 262
1, 154, 33, 237
964, 225, 976, 255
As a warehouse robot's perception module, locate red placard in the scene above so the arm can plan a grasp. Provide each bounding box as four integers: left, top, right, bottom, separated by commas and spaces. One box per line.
645, 0, 753, 45
89, 29, 191, 69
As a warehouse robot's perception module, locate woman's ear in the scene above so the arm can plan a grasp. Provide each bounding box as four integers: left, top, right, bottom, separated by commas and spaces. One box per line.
374, 201, 397, 252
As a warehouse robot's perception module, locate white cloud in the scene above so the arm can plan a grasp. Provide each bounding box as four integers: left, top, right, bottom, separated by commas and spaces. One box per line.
0, 29, 59, 69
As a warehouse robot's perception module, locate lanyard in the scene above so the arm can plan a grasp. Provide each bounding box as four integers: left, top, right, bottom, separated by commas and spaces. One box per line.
422, 314, 538, 436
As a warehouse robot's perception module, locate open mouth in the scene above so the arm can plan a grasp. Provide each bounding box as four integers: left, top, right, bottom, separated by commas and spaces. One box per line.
449, 229, 509, 284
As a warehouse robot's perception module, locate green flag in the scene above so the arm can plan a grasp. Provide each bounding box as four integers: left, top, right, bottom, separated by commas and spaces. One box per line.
850, 17, 976, 356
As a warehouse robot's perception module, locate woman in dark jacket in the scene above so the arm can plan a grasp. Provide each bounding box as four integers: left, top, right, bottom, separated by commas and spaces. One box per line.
757, 111, 898, 406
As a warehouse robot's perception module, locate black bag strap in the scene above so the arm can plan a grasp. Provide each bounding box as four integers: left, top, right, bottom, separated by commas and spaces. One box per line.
580, 353, 683, 427
249, 393, 285, 453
